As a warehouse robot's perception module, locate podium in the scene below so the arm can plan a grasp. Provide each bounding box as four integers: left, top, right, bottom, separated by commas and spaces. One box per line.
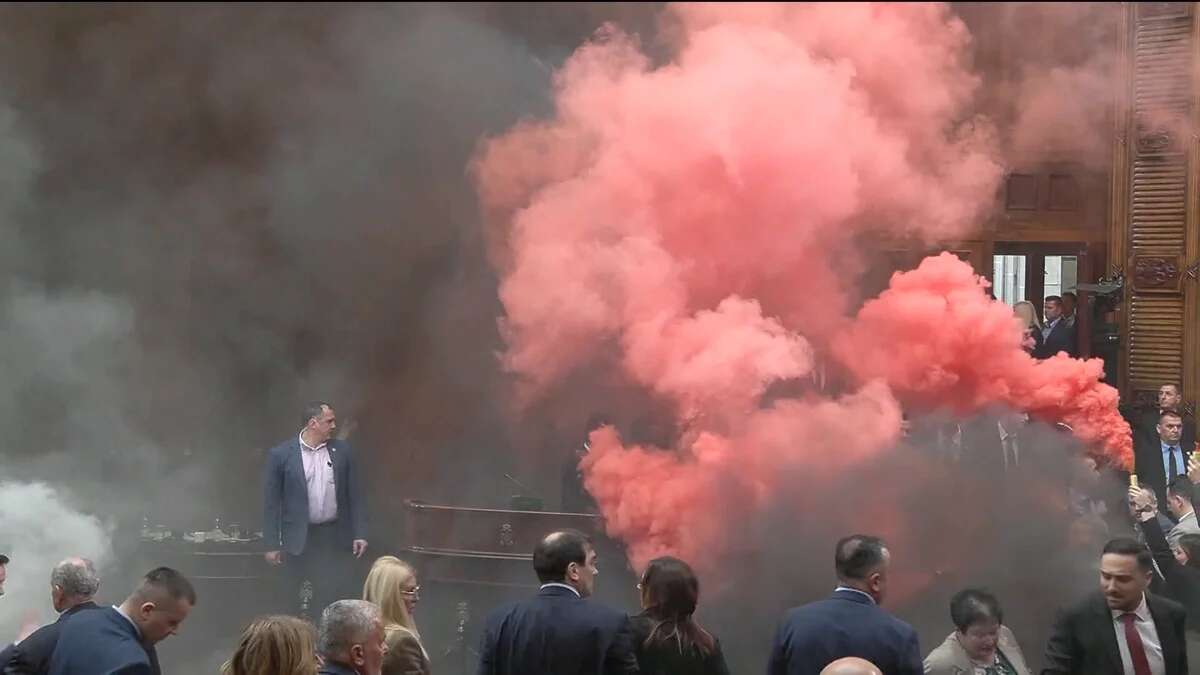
402, 500, 606, 674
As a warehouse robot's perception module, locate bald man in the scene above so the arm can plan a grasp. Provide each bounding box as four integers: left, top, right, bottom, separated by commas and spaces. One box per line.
821, 658, 883, 675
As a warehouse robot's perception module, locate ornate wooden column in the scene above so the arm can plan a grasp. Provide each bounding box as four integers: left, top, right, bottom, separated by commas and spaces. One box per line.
1110, 2, 1200, 406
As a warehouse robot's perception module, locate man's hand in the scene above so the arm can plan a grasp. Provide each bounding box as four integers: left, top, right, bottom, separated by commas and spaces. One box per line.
353, 539, 368, 559
1128, 486, 1157, 520
1189, 454, 1200, 484
264, 550, 283, 566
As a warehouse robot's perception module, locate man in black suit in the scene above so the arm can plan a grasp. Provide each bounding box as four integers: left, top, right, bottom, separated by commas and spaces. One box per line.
2, 557, 102, 675
1134, 411, 1193, 519
48, 567, 195, 675
263, 401, 369, 617
1035, 295, 1077, 359
477, 529, 638, 675
1042, 537, 1188, 675
1133, 385, 1197, 459
767, 534, 922, 675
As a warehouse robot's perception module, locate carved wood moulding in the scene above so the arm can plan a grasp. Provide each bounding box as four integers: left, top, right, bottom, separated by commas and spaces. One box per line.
1138, 2, 1192, 20
1133, 255, 1182, 290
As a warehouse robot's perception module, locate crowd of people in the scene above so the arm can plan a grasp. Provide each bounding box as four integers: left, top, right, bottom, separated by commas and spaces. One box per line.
0, 378, 1196, 675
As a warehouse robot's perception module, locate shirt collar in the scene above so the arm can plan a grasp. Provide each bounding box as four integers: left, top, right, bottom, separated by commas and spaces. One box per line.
299, 432, 327, 452
113, 604, 142, 639
1110, 594, 1151, 622
540, 582, 581, 597
833, 585, 876, 604
1162, 440, 1181, 453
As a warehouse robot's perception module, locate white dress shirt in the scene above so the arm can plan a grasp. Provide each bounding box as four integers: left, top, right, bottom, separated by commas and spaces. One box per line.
540, 582, 581, 597
299, 433, 338, 524
834, 585, 876, 604
1111, 594, 1165, 675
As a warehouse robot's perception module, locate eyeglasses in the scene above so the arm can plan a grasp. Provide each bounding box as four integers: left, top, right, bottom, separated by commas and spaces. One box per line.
401, 586, 420, 597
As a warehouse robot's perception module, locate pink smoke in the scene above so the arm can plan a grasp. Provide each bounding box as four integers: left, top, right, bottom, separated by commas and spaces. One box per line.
472, 3, 1126, 572
835, 253, 1132, 470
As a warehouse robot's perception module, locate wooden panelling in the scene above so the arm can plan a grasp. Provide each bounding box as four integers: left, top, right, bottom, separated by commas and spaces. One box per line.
1111, 2, 1198, 405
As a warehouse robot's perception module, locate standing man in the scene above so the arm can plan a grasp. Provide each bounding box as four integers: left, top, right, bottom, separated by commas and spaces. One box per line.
1133, 385, 1197, 457
48, 567, 195, 675
768, 534, 922, 675
1062, 292, 1078, 328
477, 530, 638, 675
1035, 296, 1077, 359
1164, 478, 1200, 547
263, 401, 368, 618
2, 557, 101, 674
1134, 412, 1193, 519
1042, 537, 1188, 674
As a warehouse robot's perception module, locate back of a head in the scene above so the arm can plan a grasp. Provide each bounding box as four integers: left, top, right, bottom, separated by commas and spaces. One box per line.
51, 557, 100, 600
1168, 476, 1195, 503
532, 530, 589, 584
319, 599, 381, 661
640, 556, 714, 655
362, 556, 417, 632
1178, 534, 1200, 568
131, 567, 196, 607
820, 657, 883, 675
222, 615, 318, 675
834, 535, 887, 583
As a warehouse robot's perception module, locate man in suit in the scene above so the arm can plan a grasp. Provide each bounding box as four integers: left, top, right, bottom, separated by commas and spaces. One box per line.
1134, 411, 1193, 519
48, 566, 195, 675
263, 401, 368, 617
2, 557, 102, 674
477, 529, 638, 675
317, 600, 387, 675
1164, 477, 1200, 547
767, 534, 922, 675
1035, 296, 1077, 359
1133, 385, 1197, 459
1042, 537, 1188, 674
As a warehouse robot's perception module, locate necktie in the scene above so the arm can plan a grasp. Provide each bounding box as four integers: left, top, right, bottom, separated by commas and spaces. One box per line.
1169, 447, 1180, 484
1121, 613, 1152, 675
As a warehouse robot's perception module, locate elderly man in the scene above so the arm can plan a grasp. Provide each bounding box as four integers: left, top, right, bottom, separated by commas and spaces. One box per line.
49, 567, 195, 675
2, 557, 102, 674
820, 658, 883, 675
317, 600, 387, 675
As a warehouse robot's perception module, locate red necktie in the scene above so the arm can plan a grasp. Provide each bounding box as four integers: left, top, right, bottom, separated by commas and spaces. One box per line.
1121, 613, 1152, 675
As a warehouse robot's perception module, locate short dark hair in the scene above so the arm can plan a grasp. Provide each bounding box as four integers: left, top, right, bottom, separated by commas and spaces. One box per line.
301, 401, 332, 428
1102, 537, 1154, 572
1044, 295, 1062, 305
834, 535, 887, 581
1160, 410, 1183, 425
1178, 534, 1200, 569
133, 567, 196, 606
1168, 476, 1195, 503
532, 530, 591, 584
1062, 292, 1077, 301
949, 588, 1004, 632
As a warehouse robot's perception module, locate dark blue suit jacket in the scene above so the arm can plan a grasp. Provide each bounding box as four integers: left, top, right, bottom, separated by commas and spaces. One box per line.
47, 607, 153, 675
767, 589, 922, 675
3, 601, 100, 675
1034, 318, 1076, 359
476, 585, 639, 675
263, 437, 367, 555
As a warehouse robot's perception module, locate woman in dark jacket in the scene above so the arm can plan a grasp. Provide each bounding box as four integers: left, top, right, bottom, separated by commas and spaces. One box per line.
630, 556, 731, 675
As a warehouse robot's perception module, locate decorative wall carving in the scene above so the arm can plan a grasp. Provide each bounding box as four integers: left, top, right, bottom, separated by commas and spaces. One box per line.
1138, 2, 1191, 20
1133, 256, 1181, 290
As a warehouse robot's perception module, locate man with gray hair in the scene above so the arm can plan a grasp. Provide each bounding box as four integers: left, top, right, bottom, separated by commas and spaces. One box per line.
1, 557, 101, 674
318, 599, 387, 675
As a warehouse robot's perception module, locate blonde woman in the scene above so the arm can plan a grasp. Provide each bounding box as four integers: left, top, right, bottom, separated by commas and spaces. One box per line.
222, 615, 319, 675
363, 556, 431, 675
1013, 300, 1043, 355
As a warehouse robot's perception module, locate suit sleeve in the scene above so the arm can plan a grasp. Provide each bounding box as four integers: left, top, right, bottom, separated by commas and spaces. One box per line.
766, 619, 789, 675
262, 448, 283, 550
604, 615, 640, 675
1176, 604, 1189, 675
382, 631, 430, 675
899, 628, 923, 675
1040, 608, 1076, 675
1141, 514, 1182, 584
348, 446, 368, 541
106, 664, 153, 675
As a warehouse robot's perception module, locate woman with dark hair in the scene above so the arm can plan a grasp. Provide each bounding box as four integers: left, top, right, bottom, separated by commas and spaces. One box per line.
630, 556, 730, 675
923, 588, 1031, 675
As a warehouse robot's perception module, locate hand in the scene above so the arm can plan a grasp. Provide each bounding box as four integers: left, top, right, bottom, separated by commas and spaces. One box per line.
353, 539, 368, 558
1189, 454, 1200, 484
1128, 486, 1156, 518
264, 550, 283, 566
